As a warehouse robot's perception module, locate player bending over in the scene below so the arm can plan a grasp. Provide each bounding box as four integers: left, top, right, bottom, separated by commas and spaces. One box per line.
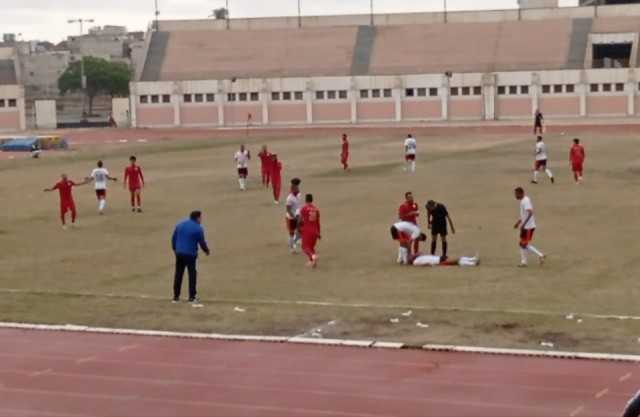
285, 178, 302, 253
569, 138, 586, 184
44, 174, 88, 229
514, 187, 546, 267
123, 155, 145, 213
532, 136, 554, 184
86, 160, 117, 215
299, 193, 321, 268
404, 134, 417, 173
410, 253, 479, 267
390, 221, 427, 264
234, 144, 251, 191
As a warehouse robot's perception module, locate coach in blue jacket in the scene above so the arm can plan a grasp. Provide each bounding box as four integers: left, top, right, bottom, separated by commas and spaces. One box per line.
171, 211, 210, 304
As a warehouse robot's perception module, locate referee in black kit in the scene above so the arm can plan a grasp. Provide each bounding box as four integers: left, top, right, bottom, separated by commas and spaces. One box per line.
426, 200, 455, 260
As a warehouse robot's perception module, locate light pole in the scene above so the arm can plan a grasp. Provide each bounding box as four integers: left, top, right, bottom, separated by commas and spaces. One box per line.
370, 0, 374, 26
154, 0, 160, 31
68, 18, 94, 117
444, 0, 448, 23
297, 0, 302, 28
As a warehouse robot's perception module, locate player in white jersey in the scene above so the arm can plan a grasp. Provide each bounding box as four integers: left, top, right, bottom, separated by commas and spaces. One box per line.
514, 187, 545, 267
404, 134, 417, 173
532, 136, 554, 184
411, 253, 480, 267
285, 178, 302, 253
234, 144, 251, 191
390, 221, 426, 264
86, 160, 117, 214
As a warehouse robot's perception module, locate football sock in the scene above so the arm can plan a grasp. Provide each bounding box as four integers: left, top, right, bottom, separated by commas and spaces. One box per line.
546, 169, 554, 179
430, 240, 437, 255
443, 241, 448, 257
520, 248, 528, 264
99, 200, 106, 212
410, 161, 416, 172
533, 171, 539, 182
528, 245, 544, 258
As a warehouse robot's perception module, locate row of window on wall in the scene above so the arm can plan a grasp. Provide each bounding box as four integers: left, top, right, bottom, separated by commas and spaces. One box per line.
361, 88, 393, 99
315, 90, 349, 100
0, 98, 18, 108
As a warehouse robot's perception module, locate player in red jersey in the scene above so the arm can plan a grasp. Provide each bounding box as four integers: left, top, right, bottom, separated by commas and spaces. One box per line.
258, 145, 272, 188
44, 174, 88, 229
270, 154, 283, 204
340, 133, 350, 170
569, 138, 586, 184
299, 194, 321, 268
398, 192, 421, 254
123, 155, 145, 213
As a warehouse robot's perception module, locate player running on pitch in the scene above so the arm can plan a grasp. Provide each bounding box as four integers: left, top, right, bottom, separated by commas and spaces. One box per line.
299, 193, 321, 268
532, 136, 554, 184
404, 134, 417, 173
44, 174, 88, 229
390, 221, 427, 264
123, 155, 145, 213
271, 154, 283, 204
533, 109, 544, 135
285, 178, 302, 253
341, 133, 350, 171
514, 187, 545, 267
234, 144, 251, 191
569, 138, 586, 184
258, 145, 272, 188
86, 160, 117, 215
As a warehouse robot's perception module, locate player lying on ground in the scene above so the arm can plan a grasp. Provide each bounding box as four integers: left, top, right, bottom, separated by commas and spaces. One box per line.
410, 253, 480, 267
390, 221, 427, 264
43, 174, 89, 229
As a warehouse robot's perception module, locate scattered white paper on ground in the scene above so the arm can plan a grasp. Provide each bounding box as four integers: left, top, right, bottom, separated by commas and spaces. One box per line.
310, 332, 322, 338
577, 319, 583, 324
416, 322, 430, 329
191, 303, 204, 309
566, 314, 575, 320
233, 307, 246, 313
402, 310, 413, 317
540, 341, 554, 348
118, 139, 128, 143
389, 318, 400, 324
137, 139, 148, 143
327, 320, 337, 326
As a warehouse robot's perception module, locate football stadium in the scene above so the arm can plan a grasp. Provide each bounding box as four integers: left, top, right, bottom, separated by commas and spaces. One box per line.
2, 1, 640, 416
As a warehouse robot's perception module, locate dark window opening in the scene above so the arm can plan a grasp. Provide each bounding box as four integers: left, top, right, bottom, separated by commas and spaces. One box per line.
360, 90, 369, 99
162, 94, 171, 103
8, 99, 16, 108
497, 86, 506, 95
383, 89, 392, 98
372, 89, 381, 98
195, 93, 204, 103
206, 93, 215, 102
462, 87, 471, 96
251, 92, 260, 101
315, 91, 324, 100
590, 84, 599, 93
272, 92, 280, 101
592, 43, 632, 68
553, 85, 563, 94
542, 85, 551, 94
338, 90, 348, 99
509, 86, 518, 95
282, 91, 292, 101
151, 95, 159, 103
450, 87, 459, 96
294, 91, 304, 101
405, 88, 415, 97
520, 86, 529, 95
615, 83, 625, 92
566, 85, 575, 93
430, 87, 439, 97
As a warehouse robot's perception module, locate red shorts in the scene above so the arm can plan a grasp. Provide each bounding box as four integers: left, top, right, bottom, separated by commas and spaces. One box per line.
129, 185, 141, 193
341, 153, 349, 162
572, 162, 583, 172
302, 233, 319, 257
95, 189, 106, 199
238, 168, 248, 177
534, 160, 547, 170
61, 200, 76, 214
286, 218, 298, 236
520, 228, 535, 246
405, 154, 416, 161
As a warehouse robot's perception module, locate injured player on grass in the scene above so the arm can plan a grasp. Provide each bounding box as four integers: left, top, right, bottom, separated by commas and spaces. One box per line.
409, 253, 480, 267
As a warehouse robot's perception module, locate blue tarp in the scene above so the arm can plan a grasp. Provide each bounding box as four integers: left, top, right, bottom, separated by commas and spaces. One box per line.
1, 137, 39, 152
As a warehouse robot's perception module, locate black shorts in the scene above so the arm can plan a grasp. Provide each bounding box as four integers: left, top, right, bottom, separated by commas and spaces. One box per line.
431, 223, 448, 236
238, 168, 248, 177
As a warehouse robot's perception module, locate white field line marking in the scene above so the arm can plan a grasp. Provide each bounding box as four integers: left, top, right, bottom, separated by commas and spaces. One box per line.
75, 356, 96, 364
2, 321, 640, 363
3, 288, 640, 322
595, 388, 609, 399
29, 368, 53, 377
569, 405, 584, 417
117, 344, 139, 353
620, 372, 632, 382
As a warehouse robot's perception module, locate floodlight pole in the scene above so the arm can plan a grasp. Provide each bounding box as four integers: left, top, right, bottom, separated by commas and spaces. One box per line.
370, 0, 374, 26
68, 18, 94, 118
226, 0, 230, 30
154, 0, 160, 31
444, 0, 448, 23
297, 0, 302, 28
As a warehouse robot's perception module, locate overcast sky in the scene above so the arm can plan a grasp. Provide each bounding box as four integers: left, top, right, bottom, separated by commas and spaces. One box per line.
4, 0, 578, 42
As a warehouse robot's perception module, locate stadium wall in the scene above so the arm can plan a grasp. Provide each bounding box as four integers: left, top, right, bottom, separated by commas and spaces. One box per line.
0, 84, 26, 132
130, 68, 640, 127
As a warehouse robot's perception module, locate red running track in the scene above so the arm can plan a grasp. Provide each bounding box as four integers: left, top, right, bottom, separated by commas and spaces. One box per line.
0, 328, 636, 417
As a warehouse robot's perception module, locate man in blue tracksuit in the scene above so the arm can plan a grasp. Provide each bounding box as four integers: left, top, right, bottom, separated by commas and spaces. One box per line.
171, 211, 210, 304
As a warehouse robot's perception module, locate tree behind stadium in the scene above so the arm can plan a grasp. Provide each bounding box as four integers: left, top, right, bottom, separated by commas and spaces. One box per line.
58, 56, 131, 117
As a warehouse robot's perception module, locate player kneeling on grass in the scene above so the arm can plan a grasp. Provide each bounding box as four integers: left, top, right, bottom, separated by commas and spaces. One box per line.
410, 253, 479, 267
390, 222, 427, 264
